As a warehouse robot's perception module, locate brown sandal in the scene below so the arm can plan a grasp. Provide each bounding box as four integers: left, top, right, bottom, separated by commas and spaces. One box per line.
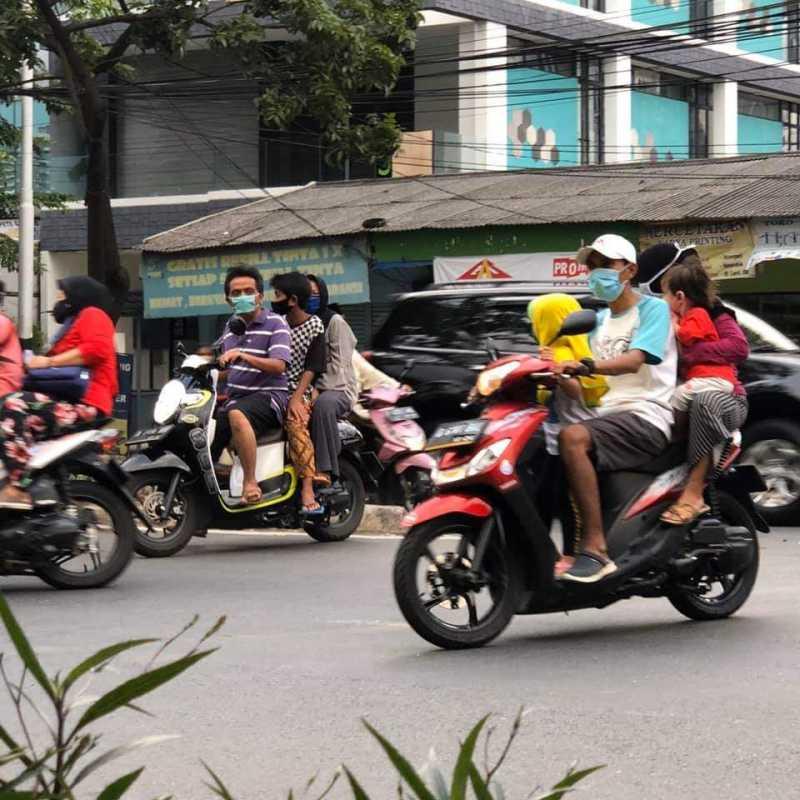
660, 502, 710, 526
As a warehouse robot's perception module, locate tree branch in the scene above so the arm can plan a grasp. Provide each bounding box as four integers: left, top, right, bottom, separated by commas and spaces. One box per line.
94, 25, 136, 75
63, 11, 164, 35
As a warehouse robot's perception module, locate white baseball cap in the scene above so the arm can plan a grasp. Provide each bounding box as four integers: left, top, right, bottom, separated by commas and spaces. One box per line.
576, 234, 638, 266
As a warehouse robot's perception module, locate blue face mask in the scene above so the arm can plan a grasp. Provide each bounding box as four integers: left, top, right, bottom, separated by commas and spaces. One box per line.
306, 295, 321, 314
231, 294, 258, 315
588, 268, 626, 303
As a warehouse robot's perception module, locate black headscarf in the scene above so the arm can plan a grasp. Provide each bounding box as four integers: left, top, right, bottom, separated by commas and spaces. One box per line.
58, 276, 114, 318
307, 274, 336, 329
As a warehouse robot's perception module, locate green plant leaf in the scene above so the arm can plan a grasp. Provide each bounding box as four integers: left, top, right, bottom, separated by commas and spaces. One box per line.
202, 762, 235, 800
363, 721, 436, 800
536, 765, 605, 800
343, 767, 370, 800
451, 717, 488, 800
468, 765, 493, 800
0, 791, 36, 799
0, 723, 32, 768
0, 594, 54, 700
62, 639, 158, 692
96, 766, 145, 800
74, 735, 181, 784
74, 649, 215, 733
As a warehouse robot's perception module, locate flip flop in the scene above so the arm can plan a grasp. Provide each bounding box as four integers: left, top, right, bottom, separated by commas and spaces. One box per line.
558, 551, 617, 583
660, 502, 710, 526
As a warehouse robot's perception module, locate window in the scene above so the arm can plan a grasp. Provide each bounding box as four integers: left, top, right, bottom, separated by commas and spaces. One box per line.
580, 0, 606, 11
689, 0, 712, 37
508, 39, 577, 77
739, 91, 780, 120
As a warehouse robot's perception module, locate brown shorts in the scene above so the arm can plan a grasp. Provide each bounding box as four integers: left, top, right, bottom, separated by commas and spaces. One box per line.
580, 412, 669, 473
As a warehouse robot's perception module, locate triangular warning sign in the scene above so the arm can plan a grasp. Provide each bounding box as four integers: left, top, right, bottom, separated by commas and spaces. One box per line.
457, 258, 512, 280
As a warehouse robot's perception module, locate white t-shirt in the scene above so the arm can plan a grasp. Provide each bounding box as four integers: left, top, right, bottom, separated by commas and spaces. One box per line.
590, 294, 678, 439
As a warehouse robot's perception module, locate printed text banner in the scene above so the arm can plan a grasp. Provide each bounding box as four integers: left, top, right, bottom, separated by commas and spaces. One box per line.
639, 222, 755, 280
748, 218, 800, 269
142, 243, 369, 318
433, 252, 587, 285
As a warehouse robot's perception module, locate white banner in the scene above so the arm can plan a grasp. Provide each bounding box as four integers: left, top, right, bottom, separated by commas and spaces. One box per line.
433, 252, 587, 286
748, 218, 800, 271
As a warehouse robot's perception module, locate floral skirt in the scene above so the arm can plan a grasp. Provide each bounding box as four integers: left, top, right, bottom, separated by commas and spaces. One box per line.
0, 392, 99, 487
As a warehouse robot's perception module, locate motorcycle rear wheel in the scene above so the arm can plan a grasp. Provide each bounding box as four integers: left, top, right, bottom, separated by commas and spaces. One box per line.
305, 459, 365, 542
393, 517, 521, 649
36, 482, 134, 589
128, 470, 200, 558
667, 492, 759, 621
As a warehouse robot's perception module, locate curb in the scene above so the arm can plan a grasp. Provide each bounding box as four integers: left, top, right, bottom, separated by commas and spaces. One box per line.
357, 504, 406, 535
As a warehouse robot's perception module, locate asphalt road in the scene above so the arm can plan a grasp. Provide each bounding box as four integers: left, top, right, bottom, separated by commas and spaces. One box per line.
2, 528, 800, 800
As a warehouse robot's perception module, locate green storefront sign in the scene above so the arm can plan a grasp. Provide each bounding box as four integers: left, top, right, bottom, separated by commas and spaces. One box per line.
142, 241, 369, 318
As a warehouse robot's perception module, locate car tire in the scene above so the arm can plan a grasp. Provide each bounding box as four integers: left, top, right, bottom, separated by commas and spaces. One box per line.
741, 418, 800, 526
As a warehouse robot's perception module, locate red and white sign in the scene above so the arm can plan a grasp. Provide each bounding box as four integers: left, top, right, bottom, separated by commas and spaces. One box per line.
434, 252, 587, 286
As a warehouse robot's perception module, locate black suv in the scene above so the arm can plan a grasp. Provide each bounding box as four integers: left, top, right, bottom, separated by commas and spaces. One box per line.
370, 281, 800, 526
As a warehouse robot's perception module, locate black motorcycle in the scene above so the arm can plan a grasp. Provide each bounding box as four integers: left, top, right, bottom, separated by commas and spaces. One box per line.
1, 427, 137, 589
121, 349, 368, 557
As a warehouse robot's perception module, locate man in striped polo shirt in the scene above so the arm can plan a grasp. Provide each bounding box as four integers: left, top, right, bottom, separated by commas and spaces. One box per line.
212, 266, 291, 504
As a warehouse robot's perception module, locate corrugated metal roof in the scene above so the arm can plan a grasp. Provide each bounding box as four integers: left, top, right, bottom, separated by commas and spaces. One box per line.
142, 153, 800, 254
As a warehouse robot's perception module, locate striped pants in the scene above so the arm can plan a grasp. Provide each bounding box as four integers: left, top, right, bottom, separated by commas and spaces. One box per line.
687, 391, 748, 468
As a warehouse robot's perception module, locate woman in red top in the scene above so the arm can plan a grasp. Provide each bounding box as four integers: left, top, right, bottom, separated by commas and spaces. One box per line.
0, 276, 117, 509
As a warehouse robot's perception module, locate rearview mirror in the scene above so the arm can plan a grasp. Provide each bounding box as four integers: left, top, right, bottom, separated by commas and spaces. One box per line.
558, 309, 597, 338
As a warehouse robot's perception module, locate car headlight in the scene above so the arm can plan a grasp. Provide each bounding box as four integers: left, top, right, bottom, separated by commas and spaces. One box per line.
153, 379, 186, 425
432, 439, 512, 486
476, 361, 520, 396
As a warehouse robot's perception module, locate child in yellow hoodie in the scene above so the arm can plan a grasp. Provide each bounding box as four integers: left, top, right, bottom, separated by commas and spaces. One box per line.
528, 293, 608, 574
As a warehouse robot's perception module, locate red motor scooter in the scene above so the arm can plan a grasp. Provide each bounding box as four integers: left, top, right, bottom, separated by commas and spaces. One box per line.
355, 383, 436, 510
393, 310, 768, 650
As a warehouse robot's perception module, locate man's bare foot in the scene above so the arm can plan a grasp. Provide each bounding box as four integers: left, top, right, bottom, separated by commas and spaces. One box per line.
301, 480, 317, 509
0, 485, 33, 510
554, 555, 575, 577
242, 481, 262, 505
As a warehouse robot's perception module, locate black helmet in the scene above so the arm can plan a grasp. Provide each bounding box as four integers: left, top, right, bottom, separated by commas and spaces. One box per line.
637, 242, 699, 295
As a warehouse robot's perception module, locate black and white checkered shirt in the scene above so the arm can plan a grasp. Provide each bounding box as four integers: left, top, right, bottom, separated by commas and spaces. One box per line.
287, 315, 325, 394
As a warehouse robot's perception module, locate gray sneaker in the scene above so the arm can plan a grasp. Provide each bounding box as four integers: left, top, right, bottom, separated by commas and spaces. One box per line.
558, 552, 617, 584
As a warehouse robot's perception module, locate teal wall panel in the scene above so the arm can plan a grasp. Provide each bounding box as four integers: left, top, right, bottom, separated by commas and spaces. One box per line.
631, 91, 690, 160
738, 113, 783, 153
738, 0, 785, 58
506, 67, 581, 169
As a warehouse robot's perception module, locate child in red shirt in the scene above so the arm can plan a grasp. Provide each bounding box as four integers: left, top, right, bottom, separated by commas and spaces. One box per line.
663, 263, 735, 416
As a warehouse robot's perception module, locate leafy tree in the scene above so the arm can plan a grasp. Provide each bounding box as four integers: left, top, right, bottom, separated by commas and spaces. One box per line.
0, 0, 421, 318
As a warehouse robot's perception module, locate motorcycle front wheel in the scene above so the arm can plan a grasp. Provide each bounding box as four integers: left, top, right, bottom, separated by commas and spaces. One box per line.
128, 470, 200, 557
667, 492, 759, 621
393, 516, 521, 650
36, 481, 135, 590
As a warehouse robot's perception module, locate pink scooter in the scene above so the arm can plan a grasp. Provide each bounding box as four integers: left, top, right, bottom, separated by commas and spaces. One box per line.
355, 384, 436, 510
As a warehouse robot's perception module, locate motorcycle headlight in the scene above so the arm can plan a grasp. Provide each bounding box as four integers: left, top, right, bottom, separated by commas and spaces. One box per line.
476, 361, 520, 396
466, 438, 511, 477
153, 380, 186, 425
432, 439, 512, 486
181, 391, 205, 407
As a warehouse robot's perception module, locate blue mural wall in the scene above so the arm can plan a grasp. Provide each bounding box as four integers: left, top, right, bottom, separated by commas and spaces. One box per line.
738, 114, 783, 153
738, 0, 785, 58
506, 67, 580, 169
631, 91, 689, 161
631, 0, 689, 29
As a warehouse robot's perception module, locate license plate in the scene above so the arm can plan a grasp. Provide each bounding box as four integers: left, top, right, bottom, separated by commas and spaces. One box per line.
386, 406, 419, 423
426, 419, 487, 451
125, 425, 174, 446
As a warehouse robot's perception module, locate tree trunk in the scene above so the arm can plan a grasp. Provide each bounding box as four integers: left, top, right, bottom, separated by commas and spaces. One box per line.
84, 105, 128, 323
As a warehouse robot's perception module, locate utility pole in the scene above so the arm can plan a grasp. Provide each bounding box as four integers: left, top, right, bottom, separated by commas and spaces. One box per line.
18, 58, 35, 348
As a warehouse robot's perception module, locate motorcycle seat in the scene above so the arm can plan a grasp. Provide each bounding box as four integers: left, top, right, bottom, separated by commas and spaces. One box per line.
255, 428, 285, 446
628, 440, 687, 475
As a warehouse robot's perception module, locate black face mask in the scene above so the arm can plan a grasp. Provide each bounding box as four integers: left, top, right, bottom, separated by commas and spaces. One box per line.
53, 299, 73, 324
271, 299, 291, 316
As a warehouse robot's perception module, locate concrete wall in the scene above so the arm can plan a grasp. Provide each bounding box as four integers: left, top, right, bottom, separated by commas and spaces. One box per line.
414, 24, 461, 135
116, 51, 260, 198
